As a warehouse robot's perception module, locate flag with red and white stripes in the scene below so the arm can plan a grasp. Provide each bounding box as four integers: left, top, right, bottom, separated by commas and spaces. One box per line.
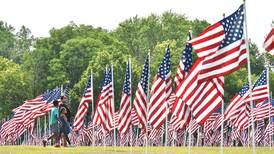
174, 32, 193, 88
263, 27, 274, 54
170, 33, 193, 130
188, 5, 247, 82
132, 56, 149, 131
118, 61, 131, 134
73, 75, 93, 131
233, 103, 250, 130
94, 67, 114, 132
148, 47, 171, 129
175, 58, 224, 124
225, 82, 249, 121
170, 98, 191, 130
249, 70, 269, 103
189, 119, 200, 135
253, 100, 271, 121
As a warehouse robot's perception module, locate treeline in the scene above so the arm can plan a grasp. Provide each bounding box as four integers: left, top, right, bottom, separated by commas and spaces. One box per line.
0, 12, 273, 119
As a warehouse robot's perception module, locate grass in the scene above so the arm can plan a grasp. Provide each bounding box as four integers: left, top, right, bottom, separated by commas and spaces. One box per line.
0, 146, 273, 154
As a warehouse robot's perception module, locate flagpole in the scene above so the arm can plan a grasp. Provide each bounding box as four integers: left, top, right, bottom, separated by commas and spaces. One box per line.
90, 70, 95, 147
111, 64, 117, 148
220, 13, 226, 154
104, 66, 107, 148
243, 1, 256, 153
129, 58, 133, 149
270, 92, 273, 148
44, 115, 46, 140
146, 52, 151, 153
188, 116, 192, 154
221, 99, 224, 154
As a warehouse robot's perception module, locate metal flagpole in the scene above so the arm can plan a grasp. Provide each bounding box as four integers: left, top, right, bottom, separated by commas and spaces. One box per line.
146, 52, 151, 153
270, 92, 273, 148
188, 116, 192, 154
221, 100, 224, 154
37, 117, 39, 143
103, 66, 107, 148
90, 70, 95, 147
129, 58, 133, 150
44, 115, 47, 139
243, 1, 256, 153
111, 64, 117, 148
165, 67, 168, 147
184, 128, 187, 147
220, 13, 225, 154
264, 55, 272, 149
196, 127, 199, 146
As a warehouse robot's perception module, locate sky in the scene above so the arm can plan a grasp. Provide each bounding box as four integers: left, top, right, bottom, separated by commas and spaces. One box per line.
0, 0, 273, 51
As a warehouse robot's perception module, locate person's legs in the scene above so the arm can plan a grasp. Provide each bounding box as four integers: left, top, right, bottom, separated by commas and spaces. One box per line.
61, 133, 67, 147
64, 134, 71, 145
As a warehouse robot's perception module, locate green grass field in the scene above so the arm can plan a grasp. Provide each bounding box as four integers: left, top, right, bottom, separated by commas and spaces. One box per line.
0, 146, 273, 154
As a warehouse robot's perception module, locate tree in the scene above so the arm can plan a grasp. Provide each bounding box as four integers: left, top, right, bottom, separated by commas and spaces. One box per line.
13, 25, 34, 63
0, 21, 15, 59
0, 57, 32, 118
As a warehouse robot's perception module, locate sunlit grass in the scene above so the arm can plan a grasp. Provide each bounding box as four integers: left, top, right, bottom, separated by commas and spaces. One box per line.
0, 146, 273, 154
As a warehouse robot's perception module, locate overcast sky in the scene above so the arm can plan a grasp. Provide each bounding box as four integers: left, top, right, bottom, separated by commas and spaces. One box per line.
0, 0, 273, 51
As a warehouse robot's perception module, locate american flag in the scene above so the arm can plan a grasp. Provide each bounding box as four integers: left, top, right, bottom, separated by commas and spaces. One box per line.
0, 88, 62, 143
189, 119, 200, 135
148, 47, 171, 129
263, 27, 274, 54
233, 103, 250, 131
253, 100, 271, 121
225, 82, 249, 121
248, 70, 269, 103
118, 61, 131, 134
175, 58, 224, 124
170, 32, 192, 131
94, 67, 114, 132
132, 56, 149, 131
204, 113, 220, 140
73, 74, 93, 131
174, 32, 193, 88
170, 98, 191, 130
255, 120, 265, 145
189, 4, 247, 82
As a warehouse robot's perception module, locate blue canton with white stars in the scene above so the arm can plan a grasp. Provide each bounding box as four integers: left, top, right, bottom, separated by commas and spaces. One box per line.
158, 47, 171, 80
50, 88, 62, 102
103, 67, 112, 87
140, 56, 149, 94
43, 88, 61, 103
182, 32, 193, 73
219, 5, 244, 49
253, 70, 267, 89
239, 81, 249, 97
123, 62, 131, 95
83, 75, 92, 96
42, 89, 54, 102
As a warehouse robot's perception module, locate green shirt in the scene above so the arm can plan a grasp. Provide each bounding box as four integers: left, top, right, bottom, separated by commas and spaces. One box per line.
50, 107, 59, 125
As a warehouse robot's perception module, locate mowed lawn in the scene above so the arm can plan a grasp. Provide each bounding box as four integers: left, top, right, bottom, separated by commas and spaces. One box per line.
0, 146, 273, 154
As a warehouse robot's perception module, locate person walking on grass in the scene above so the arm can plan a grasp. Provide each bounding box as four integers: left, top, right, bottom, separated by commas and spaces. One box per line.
59, 95, 72, 146
59, 107, 71, 147
42, 100, 60, 147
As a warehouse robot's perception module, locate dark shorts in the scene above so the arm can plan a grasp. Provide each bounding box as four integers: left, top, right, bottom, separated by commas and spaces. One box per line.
51, 123, 59, 134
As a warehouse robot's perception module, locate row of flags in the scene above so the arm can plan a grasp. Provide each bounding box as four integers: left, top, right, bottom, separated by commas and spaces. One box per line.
0, 3, 273, 146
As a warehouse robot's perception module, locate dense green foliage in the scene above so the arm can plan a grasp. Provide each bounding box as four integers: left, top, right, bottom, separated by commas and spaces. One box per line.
0, 13, 272, 119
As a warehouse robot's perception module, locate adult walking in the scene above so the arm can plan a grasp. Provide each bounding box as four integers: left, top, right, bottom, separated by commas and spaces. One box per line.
59, 96, 72, 146
59, 107, 71, 147
42, 100, 60, 147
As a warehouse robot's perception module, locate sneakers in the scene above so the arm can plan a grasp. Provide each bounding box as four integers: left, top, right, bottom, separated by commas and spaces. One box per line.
42, 140, 47, 147
54, 144, 61, 148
